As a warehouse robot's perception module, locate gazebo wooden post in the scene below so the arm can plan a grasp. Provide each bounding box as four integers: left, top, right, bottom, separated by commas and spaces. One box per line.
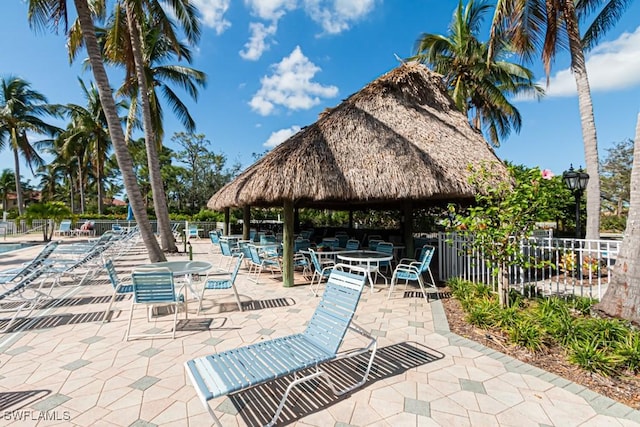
242, 206, 251, 240
282, 200, 295, 287
348, 210, 354, 230
224, 208, 230, 236
403, 202, 414, 259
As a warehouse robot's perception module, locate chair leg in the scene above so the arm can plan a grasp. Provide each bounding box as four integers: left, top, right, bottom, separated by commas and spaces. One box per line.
125, 301, 135, 341
103, 291, 118, 323
387, 273, 398, 299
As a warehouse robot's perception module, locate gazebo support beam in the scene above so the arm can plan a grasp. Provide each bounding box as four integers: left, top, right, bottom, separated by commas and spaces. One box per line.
243, 206, 251, 240
282, 200, 294, 287
224, 208, 230, 236
403, 202, 414, 259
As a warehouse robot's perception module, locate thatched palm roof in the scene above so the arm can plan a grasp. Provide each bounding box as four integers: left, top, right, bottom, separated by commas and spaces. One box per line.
208, 62, 507, 211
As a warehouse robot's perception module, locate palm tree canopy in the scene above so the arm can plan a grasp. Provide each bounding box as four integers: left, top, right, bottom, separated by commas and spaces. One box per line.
413, 0, 543, 146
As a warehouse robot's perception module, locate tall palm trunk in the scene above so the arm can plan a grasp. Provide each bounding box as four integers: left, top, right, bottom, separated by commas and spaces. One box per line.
96, 142, 104, 214
73, 0, 164, 261
77, 160, 85, 214
566, 1, 600, 240
595, 112, 640, 324
11, 143, 24, 215
125, 5, 177, 252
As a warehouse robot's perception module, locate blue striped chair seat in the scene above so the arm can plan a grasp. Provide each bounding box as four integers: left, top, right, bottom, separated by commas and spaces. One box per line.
185, 269, 376, 426
186, 334, 333, 399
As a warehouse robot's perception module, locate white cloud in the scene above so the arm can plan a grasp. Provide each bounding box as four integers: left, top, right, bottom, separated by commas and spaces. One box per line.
303, 0, 376, 34
544, 26, 640, 97
244, 0, 297, 20
264, 125, 302, 147
192, 0, 231, 34
240, 22, 278, 60
249, 46, 338, 115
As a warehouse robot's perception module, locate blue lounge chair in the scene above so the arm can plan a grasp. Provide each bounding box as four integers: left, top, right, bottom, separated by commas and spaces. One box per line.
184, 268, 375, 427
53, 220, 72, 237
388, 244, 436, 302
0, 268, 51, 332
0, 241, 59, 285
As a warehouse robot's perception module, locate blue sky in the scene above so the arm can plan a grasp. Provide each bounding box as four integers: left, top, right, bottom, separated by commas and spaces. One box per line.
2, 0, 640, 188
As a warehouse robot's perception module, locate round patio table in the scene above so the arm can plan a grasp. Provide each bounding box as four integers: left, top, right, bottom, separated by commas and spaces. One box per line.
135, 260, 213, 317
337, 250, 393, 293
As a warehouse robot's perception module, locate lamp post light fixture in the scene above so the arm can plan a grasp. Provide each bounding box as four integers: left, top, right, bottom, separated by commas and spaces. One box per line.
562, 164, 589, 239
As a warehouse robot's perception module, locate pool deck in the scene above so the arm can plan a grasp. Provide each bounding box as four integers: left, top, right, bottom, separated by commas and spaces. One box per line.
0, 236, 639, 426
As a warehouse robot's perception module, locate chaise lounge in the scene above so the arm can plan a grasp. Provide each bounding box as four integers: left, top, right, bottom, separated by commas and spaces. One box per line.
184, 267, 376, 426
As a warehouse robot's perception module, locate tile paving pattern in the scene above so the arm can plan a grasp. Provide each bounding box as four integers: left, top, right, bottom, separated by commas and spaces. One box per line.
0, 239, 638, 426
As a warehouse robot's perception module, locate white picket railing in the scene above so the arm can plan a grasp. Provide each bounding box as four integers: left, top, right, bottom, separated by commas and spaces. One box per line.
436, 232, 621, 300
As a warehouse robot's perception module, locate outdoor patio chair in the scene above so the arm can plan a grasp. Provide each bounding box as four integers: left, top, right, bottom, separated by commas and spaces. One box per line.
247, 245, 281, 284
74, 220, 95, 237
218, 239, 241, 271
0, 241, 59, 285
345, 239, 360, 250
293, 238, 311, 253
209, 231, 221, 254
0, 268, 51, 333
102, 258, 133, 322
321, 237, 340, 249
184, 268, 376, 427
388, 244, 436, 302
187, 225, 200, 240
308, 248, 335, 296
53, 220, 72, 237
376, 242, 395, 273
126, 267, 186, 341
335, 232, 349, 248
198, 253, 244, 314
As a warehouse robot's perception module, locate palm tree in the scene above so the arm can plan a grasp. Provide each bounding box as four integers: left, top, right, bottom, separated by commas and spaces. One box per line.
0, 168, 16, 212
27, 0, 165, 262
413, 0, 543, 146
489, 0, 632, 239
70, 1, 203, 251
63, 79, 116, 214
0, 76, 60, 215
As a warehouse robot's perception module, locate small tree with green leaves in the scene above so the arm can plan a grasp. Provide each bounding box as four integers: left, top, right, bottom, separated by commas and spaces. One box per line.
451, 163, 556, 306
22, 201, 72, 241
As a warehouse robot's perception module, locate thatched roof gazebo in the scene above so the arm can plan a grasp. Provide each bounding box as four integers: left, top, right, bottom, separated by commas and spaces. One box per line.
208, 62, 508, 286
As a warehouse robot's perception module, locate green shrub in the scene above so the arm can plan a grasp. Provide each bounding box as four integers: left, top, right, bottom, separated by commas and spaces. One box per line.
494, 305, 523, 329
507, 316, 547, 352
615, 332, 640, 373
574, 318, 629, 349
568, 339, 622, 376
466, 300, 499, 328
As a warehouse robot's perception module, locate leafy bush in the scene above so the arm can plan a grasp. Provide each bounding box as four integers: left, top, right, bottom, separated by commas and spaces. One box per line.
615, 332, 640, 373
568, 339, 622, 376
466, 300, 499, 328
507, 316, 548, 352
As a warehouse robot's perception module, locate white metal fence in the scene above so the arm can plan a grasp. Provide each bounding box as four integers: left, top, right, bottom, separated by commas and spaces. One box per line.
437, 232, 621, 300
0, 219, 224, 240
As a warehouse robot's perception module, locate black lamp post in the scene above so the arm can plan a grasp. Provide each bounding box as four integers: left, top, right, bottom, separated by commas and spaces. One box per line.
562, 164, 590, 239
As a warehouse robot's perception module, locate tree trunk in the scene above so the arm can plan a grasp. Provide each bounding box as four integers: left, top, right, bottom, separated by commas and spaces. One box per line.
78, 161, 85, 214
125, 4, 177, 252
565, 2, 600, 240
12, 143, 24, 216
73, 0, 164, 261
595, 112, 640, 324
96, 143, 104, 214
